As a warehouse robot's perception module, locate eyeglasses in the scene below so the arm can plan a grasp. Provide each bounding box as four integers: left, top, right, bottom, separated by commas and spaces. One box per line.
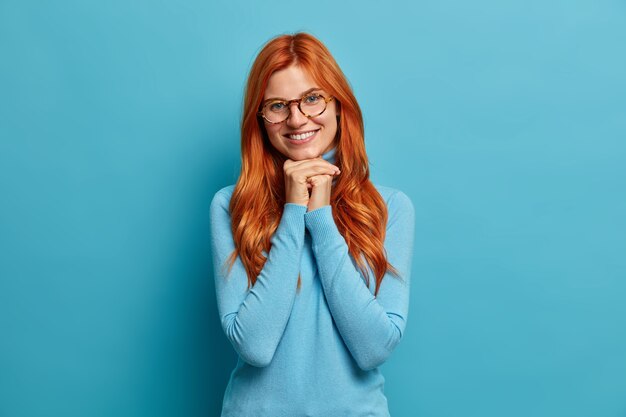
258, 93, 334, 124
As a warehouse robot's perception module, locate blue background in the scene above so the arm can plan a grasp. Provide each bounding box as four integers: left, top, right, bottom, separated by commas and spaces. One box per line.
1, 0, 625, 416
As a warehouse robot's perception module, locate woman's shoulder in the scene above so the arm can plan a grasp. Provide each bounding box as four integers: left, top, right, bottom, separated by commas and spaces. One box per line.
213, 184, 236, 198
210, 184, 236, 211
373, 184, 414, 212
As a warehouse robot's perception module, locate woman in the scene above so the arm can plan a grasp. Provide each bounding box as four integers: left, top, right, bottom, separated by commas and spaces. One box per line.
210, 32, 415, 417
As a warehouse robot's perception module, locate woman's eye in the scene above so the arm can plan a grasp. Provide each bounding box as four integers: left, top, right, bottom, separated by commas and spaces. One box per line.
269, 102, 286, 112
303, 94, 320, 104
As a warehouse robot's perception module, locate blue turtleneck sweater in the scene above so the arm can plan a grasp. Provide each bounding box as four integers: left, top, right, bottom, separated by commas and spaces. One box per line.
210, 148, 415, 416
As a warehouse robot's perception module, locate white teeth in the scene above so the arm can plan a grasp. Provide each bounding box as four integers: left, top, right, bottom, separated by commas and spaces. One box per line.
287, 130, 316, 140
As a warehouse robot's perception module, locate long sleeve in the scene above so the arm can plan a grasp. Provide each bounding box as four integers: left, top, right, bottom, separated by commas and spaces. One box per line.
210, 188, 307, 367
303, 190, 415, 371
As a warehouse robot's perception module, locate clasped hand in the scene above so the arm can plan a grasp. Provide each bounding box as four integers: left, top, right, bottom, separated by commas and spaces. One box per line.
284, 157, 340, 212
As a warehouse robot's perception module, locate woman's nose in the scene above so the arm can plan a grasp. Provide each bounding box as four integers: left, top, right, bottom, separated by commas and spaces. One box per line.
286, 102, 307, 127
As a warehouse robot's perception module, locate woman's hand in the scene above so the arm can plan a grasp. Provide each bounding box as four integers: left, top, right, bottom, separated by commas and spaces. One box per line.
306, 173, 335, 212
283, 157, 340, 210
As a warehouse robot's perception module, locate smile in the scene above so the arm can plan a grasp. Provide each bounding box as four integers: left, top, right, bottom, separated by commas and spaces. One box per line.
284, 129, 320, 143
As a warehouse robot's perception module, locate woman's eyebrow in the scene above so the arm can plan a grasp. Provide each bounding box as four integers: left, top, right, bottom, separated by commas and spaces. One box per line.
263, 87, 322, 102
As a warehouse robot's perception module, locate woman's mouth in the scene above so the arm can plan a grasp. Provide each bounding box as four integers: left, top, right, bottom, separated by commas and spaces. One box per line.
284, 129, 319, 144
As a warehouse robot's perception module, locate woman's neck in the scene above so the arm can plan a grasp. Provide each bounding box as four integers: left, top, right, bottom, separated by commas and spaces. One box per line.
322, 146, 337, 165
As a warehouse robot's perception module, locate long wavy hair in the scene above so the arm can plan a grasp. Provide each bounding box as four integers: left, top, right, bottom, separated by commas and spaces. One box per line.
227, 32, 397, 296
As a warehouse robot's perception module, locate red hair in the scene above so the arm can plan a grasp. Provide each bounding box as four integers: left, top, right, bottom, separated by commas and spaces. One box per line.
227, 32, 397, 296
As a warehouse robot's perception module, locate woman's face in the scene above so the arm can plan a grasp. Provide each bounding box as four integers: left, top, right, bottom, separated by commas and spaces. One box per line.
262, 65, 338, 161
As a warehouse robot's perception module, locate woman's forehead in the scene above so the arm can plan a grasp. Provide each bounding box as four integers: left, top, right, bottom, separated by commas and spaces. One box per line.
264, 65, 322, 99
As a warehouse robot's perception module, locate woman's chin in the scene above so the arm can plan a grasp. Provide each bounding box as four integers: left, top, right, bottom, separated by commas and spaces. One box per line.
287, 149, 320, 161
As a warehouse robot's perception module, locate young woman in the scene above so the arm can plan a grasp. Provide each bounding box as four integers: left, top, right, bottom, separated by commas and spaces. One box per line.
210, 32, 415, 417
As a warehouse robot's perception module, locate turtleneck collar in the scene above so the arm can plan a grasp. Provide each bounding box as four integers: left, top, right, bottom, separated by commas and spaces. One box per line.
322, 146, 337, 165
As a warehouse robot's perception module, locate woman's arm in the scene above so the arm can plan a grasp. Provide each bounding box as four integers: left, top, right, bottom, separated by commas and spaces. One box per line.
210, 188, 307, 367
304, 190, 415, 371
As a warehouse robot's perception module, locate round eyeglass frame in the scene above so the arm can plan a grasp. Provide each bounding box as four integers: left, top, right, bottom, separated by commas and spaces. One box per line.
258, 94, 335, 124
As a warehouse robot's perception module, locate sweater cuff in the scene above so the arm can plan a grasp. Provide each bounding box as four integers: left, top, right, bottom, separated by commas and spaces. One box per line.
304, 205, 343, 245
276, 203, 307, 235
